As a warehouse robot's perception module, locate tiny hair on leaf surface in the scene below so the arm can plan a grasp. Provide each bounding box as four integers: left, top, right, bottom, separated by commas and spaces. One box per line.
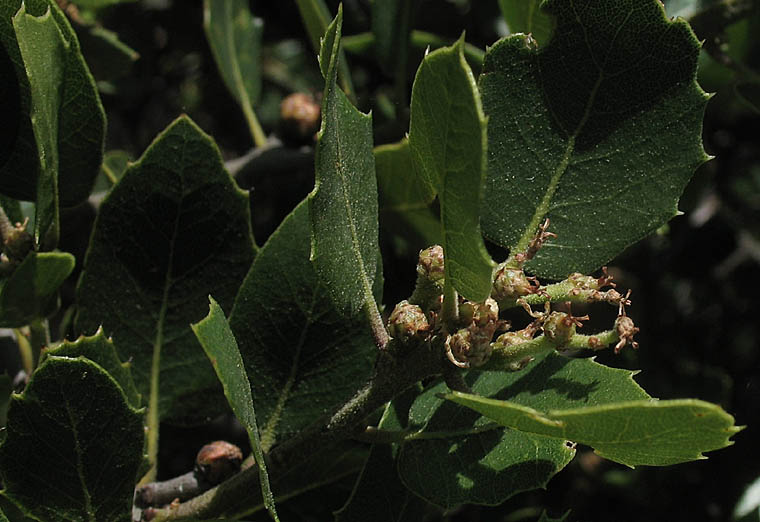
0, 356, 144, 522
480, 0, 710, 279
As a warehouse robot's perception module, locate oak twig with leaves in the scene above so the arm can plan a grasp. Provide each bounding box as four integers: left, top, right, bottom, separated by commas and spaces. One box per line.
0, 0, 746, 521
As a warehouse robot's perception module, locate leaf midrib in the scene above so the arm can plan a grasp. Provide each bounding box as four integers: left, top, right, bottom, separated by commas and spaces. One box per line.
509, 5, 633, 255
259, 287, 319, 452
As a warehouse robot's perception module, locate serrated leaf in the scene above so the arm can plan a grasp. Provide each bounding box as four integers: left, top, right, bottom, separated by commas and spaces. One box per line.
12, 4, 65, 248
498, 0, 555, 45
336, 391, 429, 522
0, 356, 144, 522
192, 297, 280, 522
397, 351, 653, 508
408, 35, 494, 301
309, 7, 381, 317
74, 115, 256, 424
229, 199, 375, 450
0, 251, 75, 327
203, 0, 264, 144
1, 0, 105, 207
44, 327, 140, 408
480, 0, 710, 279
445, 393, 741, 468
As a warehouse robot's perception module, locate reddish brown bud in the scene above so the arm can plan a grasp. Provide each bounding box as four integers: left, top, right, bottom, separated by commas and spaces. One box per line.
195, 441, 243, 485
279, 92, 321, 144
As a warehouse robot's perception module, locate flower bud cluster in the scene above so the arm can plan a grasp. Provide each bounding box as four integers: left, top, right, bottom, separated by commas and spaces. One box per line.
409, 245, 445, 311
445, 298, 502, 368
491, 266, 539, 302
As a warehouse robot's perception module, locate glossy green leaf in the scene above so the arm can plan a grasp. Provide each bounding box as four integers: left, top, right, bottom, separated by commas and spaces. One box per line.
0, 251, 75, 327
397, 351, 656, 508
336, 392, 429, 522
0, 356, 144, 522
408, 35, 494, 301
192, 297, 280, 522
480, 0, 710, 279
12, 4, 65, 248
229, 199, 375, 451
445, 393, 741, 468
0, 0, 105, 207
203, 0, 265, 145
309, 8, 381, 317
498, 0, 555, 45
74, 115, 256, 423
44, 327, 141, 408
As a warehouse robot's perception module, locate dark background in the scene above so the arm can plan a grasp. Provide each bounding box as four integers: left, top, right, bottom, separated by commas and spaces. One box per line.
67, 0, 760, 520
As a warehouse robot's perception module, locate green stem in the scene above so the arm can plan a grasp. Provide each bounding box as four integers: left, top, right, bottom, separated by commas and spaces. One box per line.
240, 96, 267, 149
441, 278, 459, 330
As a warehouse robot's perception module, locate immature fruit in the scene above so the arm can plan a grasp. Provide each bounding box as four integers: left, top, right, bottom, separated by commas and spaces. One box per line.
445, 298, 501, 368
279, 92, 321, 144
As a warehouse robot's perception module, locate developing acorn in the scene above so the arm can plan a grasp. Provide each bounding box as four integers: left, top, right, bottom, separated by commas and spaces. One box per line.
409, 245, 445, 310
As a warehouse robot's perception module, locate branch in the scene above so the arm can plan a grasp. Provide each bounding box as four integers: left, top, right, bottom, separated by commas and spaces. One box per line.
144, 339, 447, 520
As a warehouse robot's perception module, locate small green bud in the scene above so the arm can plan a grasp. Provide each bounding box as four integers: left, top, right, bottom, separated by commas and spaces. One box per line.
387, 300, 430, 343
2, 218, 33, 264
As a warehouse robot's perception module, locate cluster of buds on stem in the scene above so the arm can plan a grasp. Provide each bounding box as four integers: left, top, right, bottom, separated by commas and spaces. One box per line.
0, 210, 33, 275
445, 297, 504, 368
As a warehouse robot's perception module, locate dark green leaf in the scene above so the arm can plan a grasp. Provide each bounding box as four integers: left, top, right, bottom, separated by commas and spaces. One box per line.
397, 351, 656, 508
498, 0, 555, 45
12, 4, 65, 248
446, 393, 741, 467
0, 356, 144, 522
336, 393, 429, 522
296, 0, 355, 98
481, 0, 710, 279
74, 115, 256, 423
309, 7, 381, 316
44, 327, 141, 408
229, 199, 375, 450
0, 251, 75, 327
192, 297, 280, 522
408, 35, 494, 301
0, 0, 105, 207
